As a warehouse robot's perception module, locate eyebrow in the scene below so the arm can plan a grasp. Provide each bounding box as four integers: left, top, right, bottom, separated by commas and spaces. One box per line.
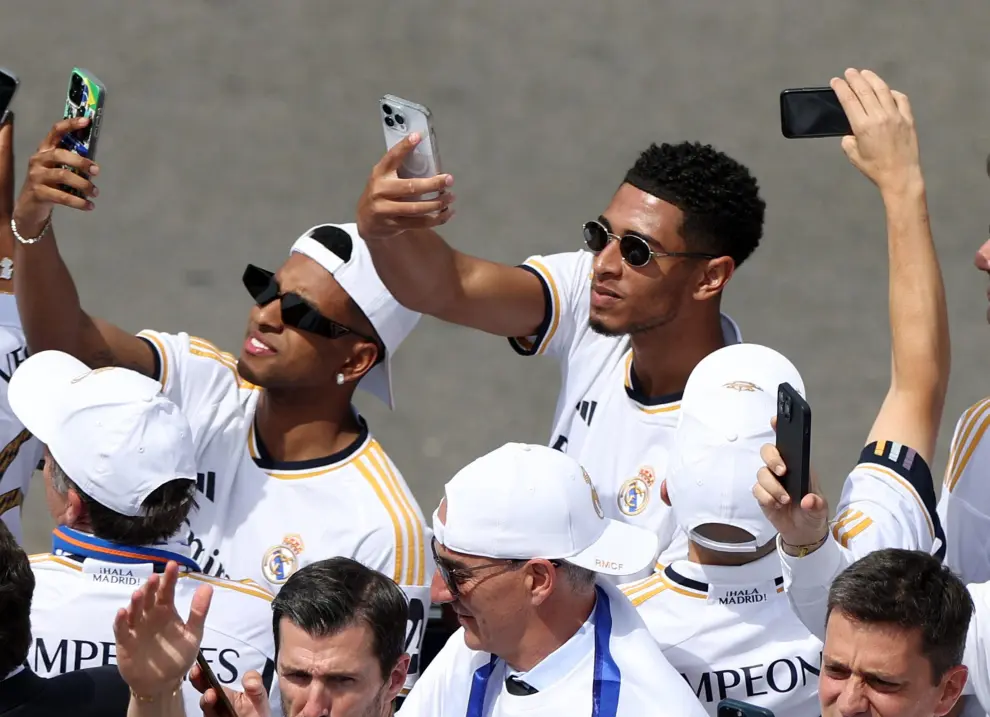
280, 664, 361, 681
824, 658, 901, 685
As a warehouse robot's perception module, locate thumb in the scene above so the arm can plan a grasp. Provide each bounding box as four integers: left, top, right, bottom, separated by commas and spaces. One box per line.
243, 671, 270, 716
840, 135, 859, 163
377, 132, 421, 176
800, 492, 828, 517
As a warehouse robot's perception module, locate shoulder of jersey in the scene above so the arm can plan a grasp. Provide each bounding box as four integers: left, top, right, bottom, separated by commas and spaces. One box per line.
186, 573, 274, 602
944, 396, 990, 495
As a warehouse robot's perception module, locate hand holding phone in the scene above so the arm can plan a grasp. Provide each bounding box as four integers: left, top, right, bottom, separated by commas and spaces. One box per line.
194, 652, 239, 717
780, 87, 852, 139
59, 68, 106, 198
775, 383, 811, 504
380, 95, 443, 200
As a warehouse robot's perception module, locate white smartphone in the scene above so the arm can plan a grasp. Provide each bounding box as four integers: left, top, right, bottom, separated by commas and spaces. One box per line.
380, 94, 443, 200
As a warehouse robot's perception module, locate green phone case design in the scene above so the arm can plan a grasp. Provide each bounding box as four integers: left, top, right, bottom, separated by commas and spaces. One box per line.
60, 68, 106, 197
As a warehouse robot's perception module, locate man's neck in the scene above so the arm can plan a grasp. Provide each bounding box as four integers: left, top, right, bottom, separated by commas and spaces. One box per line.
501, 590, 596, 673
628, 307, 726, 398
255, 387, 362, 463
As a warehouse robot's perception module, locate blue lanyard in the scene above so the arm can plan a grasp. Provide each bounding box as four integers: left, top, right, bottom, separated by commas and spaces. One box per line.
52, 526, 201, 572
466, 585, 621, 717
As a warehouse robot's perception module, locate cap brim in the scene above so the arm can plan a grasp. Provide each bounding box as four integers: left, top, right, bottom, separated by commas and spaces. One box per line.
566, 519, 660, 576
8, 351, 92, 444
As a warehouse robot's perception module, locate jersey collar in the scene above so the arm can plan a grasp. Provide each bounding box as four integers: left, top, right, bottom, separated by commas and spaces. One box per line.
52, 526, 201, 572
665, 552, 783, 598
507, 593, 597, 691
624, 312, 742, 408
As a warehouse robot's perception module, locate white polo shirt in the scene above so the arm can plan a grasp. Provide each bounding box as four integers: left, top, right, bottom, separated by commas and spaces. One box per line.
622, 554, 823, 717
28, 528, 279, 717
397, 582, 708, 717
0, 293, 43, 544
508, 251, 741, 575
136, 330, 433, 690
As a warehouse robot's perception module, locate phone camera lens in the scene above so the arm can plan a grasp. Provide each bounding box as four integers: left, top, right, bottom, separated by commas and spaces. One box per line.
394, 114, 405, 125
384, 117, 395, 128
69, 73, 84, 105
382, 104, 392, 115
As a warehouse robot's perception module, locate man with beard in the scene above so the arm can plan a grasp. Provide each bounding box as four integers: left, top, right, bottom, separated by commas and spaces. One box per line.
356, 136, 765, 575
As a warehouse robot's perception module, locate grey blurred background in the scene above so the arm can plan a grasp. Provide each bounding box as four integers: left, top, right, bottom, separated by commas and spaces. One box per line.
4, 1, 989, 554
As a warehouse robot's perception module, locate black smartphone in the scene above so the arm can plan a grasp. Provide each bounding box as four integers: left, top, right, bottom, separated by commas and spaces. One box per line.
717, 698, 776, 717
780, 87, 853, 138
0, 68, 18, 125
776, 382, 811, 504
196, 651, 237, 717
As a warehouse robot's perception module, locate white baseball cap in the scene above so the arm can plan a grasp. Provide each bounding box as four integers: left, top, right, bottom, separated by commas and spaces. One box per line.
8, 350, 197, 518
290, 223, 421, 410
433, 443, 659, 576
666, 343, 806, 553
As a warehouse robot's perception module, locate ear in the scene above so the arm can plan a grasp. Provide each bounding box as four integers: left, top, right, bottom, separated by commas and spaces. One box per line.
934, 665, 969, 716
660, 479, 671, 506
339, 339, 380, 384
64, 488, 87, 528
693, 256, 735, 301
386, 653, 410, 702
525, 560, 556, 607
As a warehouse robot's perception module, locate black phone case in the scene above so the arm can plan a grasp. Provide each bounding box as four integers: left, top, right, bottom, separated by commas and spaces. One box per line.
780, 87, 852, 139
775, 383, 811, 503
717, 698, 776, 717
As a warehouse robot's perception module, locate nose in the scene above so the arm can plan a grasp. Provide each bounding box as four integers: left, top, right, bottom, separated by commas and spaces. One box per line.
974, 237, 990, 272
430, 569, 454, 604
592, 235, 623, 279
254, 298, 284, 331
835, 680, 870, 717
299, 685, 331, 717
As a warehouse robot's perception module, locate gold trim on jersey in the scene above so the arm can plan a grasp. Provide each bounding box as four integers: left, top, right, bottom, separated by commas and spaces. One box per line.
946, 397, 990, 493
622, 352, 681, 414
29, 554, 82, 571
523, 258, 561, 356
366, 443, 427, 587
138, 330, 171, 387
189, 336, 259, 391
260, 433, 371, 480
621, 570, 669, 607
831, 508, 878, 548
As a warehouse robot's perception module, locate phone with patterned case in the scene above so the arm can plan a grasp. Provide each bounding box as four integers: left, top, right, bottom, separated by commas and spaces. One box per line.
59, 68, 106, 197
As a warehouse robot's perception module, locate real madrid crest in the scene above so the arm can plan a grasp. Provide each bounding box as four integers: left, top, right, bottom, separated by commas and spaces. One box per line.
582, 467, 605, 519
618, 466, 655, 517
262, 533, 305, 584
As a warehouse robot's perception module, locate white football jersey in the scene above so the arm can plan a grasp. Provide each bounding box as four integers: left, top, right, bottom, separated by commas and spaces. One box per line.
508, 251, 741, 576
398, 582, 708, 717
622, 554, 823, 717
780, 441, 943, 642
938, 398, 990, 584
136, 330, 434, 690
0, 292, 43, 544
28, 529, 279, 717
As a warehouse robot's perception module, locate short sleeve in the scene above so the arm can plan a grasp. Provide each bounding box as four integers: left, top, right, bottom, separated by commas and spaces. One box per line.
831, 441, 944, 560
939, 400, 990, 583
507, 251, 594, 361
136, 330, 248, 454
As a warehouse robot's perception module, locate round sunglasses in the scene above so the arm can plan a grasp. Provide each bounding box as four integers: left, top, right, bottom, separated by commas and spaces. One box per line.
582, 219, 718, 267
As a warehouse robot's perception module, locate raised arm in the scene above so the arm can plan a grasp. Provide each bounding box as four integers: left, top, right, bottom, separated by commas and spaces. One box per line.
10, 117, 156, 375
832, 70, 949, 465
356, 134, 547, 337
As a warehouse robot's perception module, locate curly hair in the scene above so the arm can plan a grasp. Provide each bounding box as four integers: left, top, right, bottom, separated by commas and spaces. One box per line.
624, 142, 766, 268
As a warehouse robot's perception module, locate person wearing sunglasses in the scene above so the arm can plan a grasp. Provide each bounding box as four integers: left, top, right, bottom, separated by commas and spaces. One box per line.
9, 117, 432, 693
357, 135, 764, 577
397, 442, 708, 717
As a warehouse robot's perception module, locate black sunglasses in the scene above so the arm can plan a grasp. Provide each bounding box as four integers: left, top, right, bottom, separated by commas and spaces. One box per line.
242, 264, 376, 343
582, 219, 719, 267
431, 539, 560, 598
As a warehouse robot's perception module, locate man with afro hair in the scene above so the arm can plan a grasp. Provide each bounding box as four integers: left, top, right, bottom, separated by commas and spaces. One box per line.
356, 138, 765, 577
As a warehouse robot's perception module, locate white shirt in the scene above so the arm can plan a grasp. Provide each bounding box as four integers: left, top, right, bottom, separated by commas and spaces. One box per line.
0, 293, 44, 545
937, 398, 990, 584
28, 528, 279, 717
508, 251, 742, 577
397, 582, 709, 717
622, 554, 823, 717
136, 330, 434, 691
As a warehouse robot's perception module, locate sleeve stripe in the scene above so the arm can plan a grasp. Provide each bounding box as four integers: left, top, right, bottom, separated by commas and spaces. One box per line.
831, 510, 865, 537
858, 462, 935, 540
187, 573, 274, 602
367, 443, 426, 587
620, 572, 664, 601
355, 456, 406, 584
837, 517, 874, 548
137, 331, 170, 387
629, 584, 668, 607
508, 261, 560, 357
947, 399, 990, 492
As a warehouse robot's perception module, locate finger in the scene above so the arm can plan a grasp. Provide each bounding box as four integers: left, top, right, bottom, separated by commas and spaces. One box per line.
376, 174, 453, 199
844, 68, 884, 117
43, 148, 99, 176
0, 117, 13, 166
113, 606, 131, 639
40, 117, 89, 152
760, 443, 786, 477
190, 663, 208, 694
800, 493, 828, 515
187, 584, 214, 640
891, 90, 915, 125
159, 561, 179, 608
859, 70, 899, 115
373, 195, 453, 217
753, 481, 784, 511
756, 466, 791, 505
141, 574, 160, 613
830, 77, 866, 132
243, 671, 270, 716
38, 167, 97, 197
375, 133, 422, 176
29, 183, 93, 211
769, 416, 777, 432
840, 135, 858, 161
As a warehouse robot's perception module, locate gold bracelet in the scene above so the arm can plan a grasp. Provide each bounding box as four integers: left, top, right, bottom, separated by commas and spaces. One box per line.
781, 533, 828, 558
130, 679, 184, 703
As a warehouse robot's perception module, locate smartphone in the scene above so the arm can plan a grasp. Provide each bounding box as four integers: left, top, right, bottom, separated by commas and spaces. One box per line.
196, 651, 237, 717
59, 68, 107, 197
717, 698, 776, 717
380, 94, 443, 200
776, 382, 812, 504
0, 68, 18, 125
780, 87, 852, 139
